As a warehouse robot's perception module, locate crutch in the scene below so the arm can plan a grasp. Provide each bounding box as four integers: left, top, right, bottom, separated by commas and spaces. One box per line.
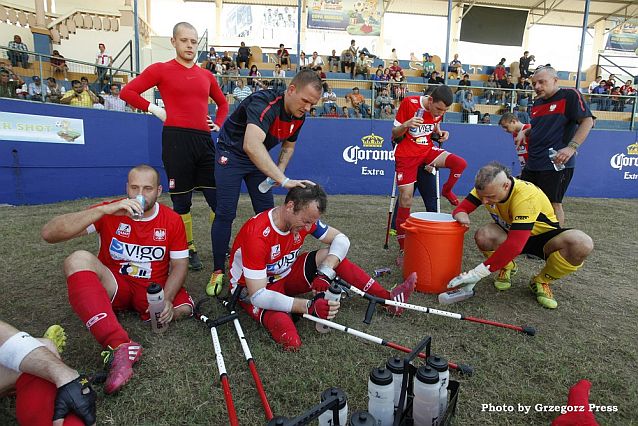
383, 172, 398, 250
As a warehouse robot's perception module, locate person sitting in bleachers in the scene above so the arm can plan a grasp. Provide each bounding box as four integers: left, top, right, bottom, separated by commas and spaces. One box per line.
610, 86, 623, 112
499, 74, 515, 105
481, 112, 491, 124
427, 71, 444, 85
422, 53, 436, 80
299, 51, 311, 69
590, 79, 610, 111
483, 74, 499, 105
322, 85, 337, 114
327, 49, 340, 73
588, 76, 602, 94
0, 67, 23, 98
27, 76, 49, 102
325, 104, 339, 117
340, 49, 354, 76
222, 62, 238, 94
345, 87, 370, 118
236, 42, 251, 69
232, 78, 252, 104
380, 104, 394, 119
309, 107, 317, 117
45, 77, 65, 103
515, 76, 533, 105
50, 50, 68, 81
272, 63, 286, 91
7, 35, 29, 68
60, 79, 98, 107
247, 65, 265, 90
494, 58, 507, 87
221, 51, 234, 70
375, 86, 394, 117
620, 79, 635, 107
519, 51, 533, 78
354, 53, 370, 80
276, 44, 290, 70
310, 51, 324, 70
455, 73, 471, 103
104, 83, 128, 112
448, 54, 463, 77
461, 91, 480, 123
372, 68, 388, 91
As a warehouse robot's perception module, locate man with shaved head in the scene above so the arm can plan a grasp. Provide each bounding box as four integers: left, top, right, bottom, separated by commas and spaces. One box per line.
515, 66, 594, 226
121, 21, 229, 273
443, 162, 593, 309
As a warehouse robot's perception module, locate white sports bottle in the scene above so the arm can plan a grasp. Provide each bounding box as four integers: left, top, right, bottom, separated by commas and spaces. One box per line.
427, 355, 449, 418
349, 411, 377, 425
412, 365, 440, 426
367, 367, 394, 426
385, 356, 407, 412
316, 284, 342, 333
258, 177, 277, 193
318, 387, 348, 426
147, 283, 168, 333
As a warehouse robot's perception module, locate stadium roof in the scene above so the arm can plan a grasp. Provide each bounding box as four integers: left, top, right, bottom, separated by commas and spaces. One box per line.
185, 0, 638, 29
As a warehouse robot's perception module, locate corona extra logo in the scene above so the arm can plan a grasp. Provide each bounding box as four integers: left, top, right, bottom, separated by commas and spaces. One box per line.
361, 133, 384, 148
627, 142, 638, 155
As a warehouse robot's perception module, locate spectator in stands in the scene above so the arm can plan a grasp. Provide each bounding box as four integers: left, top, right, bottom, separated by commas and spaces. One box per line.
236, 42, 251, 69
232, 78, 252, 104
481, 112, 491, 124
515, 76, 533, 105
309, 107, 317, 117
45, 77, 65, 103
214, 57, 225, 75
208, 47, 218, 61
223, 62, 238, 94
340, 49, 354, 76
202, 56, 216, 74
322, 84, 337, 114
341, 106, 350, 118
494, 58, 507, 86
7, 35, 29, 68
500, 74, 515, 104
325, 104, 339, 117
380, 104, 394, 119
389, 66, 407, 104
93, 95, 105, 109
455, 73, 471, 103
390, 48, 398, 61
247, 64, 264, 90
621, 79, 636, 105
310, 51, 324, 70
276, 44, 290, 70
610, 86, 623, 111
60, 79, 99, 107
27, 76, 49, 102
588, 76, 602, 94
516, 105, 530, 124
372, 68, 388, 92
314, 66, 328, 91
345, 87, 370, 118
50, 50, 68, 81
0, 67, 23, 98
607, 74, 617, 88
448, 54, 463, 76
221, 51, 234, 70
519, 51, 532, 78
327, 49, 340, 73
389, 60, 404, 81
95, 43, 113, 93
104, 83, 128, 111
461, 91, 480, 123
590, 79, 609, 110
348, 39, 358, 58
16, 81, 28, 100
422, 53, 436, 80
483, 74, 498, 104
375, 86, 394, 117
299, 51, 311, 69
272, 63, 286, 91
428, 71, 444, 85
354, 53, 370, 80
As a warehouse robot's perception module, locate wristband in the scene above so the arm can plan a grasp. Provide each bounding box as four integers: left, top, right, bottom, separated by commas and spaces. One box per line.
568, 141, 580, 151
281, 177, 290, 187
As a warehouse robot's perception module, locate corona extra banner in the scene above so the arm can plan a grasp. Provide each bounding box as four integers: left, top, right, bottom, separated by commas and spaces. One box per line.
307, 0, 382, 35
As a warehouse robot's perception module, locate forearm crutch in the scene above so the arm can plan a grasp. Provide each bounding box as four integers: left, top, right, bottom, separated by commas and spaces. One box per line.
383, 172, 398, 250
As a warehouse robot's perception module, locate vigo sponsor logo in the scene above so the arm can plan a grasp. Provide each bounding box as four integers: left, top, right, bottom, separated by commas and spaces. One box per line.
610, 142, 638, 180
266, 249, 300, 275
86, 312, 107, 328
109, 237, 166, 262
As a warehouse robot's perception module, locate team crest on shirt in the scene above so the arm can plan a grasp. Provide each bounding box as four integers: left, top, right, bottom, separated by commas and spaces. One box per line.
263, 227, 271, 237
153, 228, 167, 241
270, 244, 281, 260
549, 104, 557, 111
290, 123, 295, 132
218, 156, 228, 165
116, 223, 131, 238
169, 179, 175, 190
293, 233, 301, 243
397, 172, 403, 182
410, 98, 418, 104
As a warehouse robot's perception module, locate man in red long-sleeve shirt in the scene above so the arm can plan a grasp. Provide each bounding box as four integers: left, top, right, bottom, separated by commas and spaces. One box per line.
443, 162, 592, 309
121, 21, 229, 274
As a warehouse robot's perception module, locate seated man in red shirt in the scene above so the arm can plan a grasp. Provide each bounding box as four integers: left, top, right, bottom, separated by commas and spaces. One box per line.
227, 184, 417, 350
41, 165, 194, 394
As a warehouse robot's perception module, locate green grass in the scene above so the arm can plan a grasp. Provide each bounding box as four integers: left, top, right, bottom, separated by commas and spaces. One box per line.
0, 194, 636, 425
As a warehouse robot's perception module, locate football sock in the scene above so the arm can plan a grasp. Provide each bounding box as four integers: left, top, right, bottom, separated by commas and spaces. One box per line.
180, 213, 196, 251
535, 251, 581, 283
441, 154, 467, 198
336, 258, 390, 299
395, 207, 411, 250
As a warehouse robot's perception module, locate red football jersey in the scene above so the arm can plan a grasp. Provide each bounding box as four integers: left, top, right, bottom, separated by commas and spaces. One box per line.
88, 201, 188, 286
512, 123, 531, 167
228, 209, 329, 287
394, 96, 444, 158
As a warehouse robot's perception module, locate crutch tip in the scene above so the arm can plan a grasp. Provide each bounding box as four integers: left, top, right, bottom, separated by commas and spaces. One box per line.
522, 326, 536, 336
458, 364, 474, 376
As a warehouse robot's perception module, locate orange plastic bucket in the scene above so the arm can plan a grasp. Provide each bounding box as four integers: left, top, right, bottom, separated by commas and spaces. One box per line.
401, 212, 467, 294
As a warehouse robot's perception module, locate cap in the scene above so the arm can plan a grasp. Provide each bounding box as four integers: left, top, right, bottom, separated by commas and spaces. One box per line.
32, 76, 40, 81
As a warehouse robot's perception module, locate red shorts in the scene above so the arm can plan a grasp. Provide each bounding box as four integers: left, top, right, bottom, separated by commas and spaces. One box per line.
108, 268, 194, 321
236, 252, 313, 324
395, 147, 446, 186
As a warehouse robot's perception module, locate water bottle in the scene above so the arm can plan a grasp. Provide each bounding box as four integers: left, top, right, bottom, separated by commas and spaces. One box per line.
349, 411, 377, 426
131, 194, 146, 220
548, 148, 565, 171
258, 177, 277, 193
427, 355, 449, 419
385, 356, 406, 412
318, 387, 348, 426
147, 283, 168, 333
438, 286, 475, 304
415, 108, 425, 118
316, 284, 342, 333
412, 365, 440, 426
367, 367, 394, 426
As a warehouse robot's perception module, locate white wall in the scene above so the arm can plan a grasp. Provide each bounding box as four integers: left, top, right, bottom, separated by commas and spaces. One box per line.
0, 23, 33, 53
53, 27, 137, 68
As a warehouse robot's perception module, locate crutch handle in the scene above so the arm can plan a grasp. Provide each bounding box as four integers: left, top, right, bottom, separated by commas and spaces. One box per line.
198, 312, 238, 329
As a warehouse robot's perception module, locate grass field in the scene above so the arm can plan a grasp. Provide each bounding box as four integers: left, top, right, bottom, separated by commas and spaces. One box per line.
0, 193, 636, 425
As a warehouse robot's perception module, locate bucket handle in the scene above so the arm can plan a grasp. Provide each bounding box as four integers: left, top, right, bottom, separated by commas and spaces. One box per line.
401, 221, 468, 234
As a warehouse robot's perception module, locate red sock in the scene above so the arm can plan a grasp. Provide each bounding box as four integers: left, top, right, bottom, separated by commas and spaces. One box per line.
15, 373, 83, 426
551, 380, 599, 426
262, 311, 301, 351
441, 154, 467, 197
336, 258, 390, 299
395, 207, 411, 250
67, 271, 129, 349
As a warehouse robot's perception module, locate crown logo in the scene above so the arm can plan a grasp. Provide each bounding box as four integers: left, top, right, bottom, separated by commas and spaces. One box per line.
627, 142, 638, 155
361, 133, 384, 148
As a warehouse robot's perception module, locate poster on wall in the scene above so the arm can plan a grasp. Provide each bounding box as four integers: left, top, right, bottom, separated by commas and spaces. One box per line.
605, 19, 638, 52
307, 0, 382, 36
0, 111, 85, 144
223, 5, 297, 41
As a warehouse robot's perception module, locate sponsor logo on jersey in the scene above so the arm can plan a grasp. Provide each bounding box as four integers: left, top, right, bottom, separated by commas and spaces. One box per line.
169, 179, 175, 189
263, 226, 271, 237
109, 237, 166, 262
119, 262, 151, 279
116, 223, 131, 238
515, 215, 529, 220
270, 244, 281, 260
266, 249, 300, 275
549, 104, 557, 111
153, 228, 166, 241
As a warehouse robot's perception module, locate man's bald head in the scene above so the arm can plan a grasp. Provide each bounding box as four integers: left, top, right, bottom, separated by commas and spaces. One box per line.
172, 22, 197, 38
